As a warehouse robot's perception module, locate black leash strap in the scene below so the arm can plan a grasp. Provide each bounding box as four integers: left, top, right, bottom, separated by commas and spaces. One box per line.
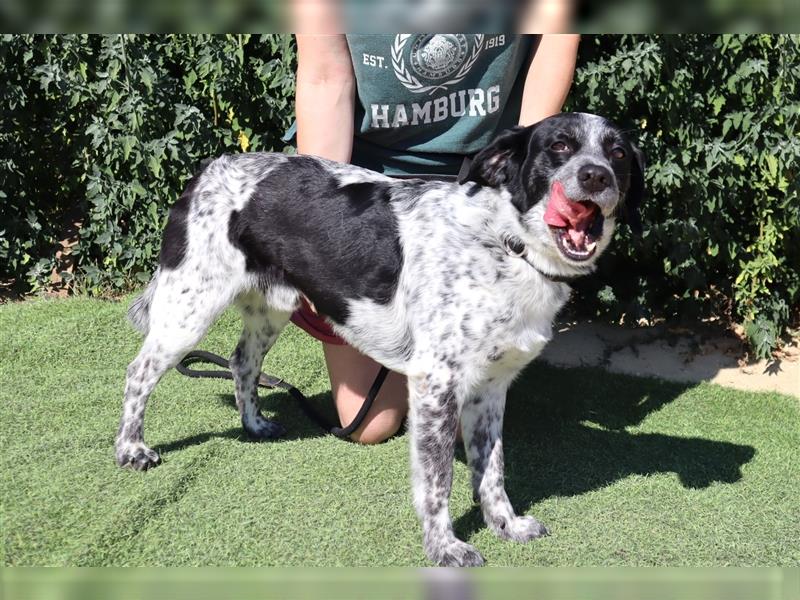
176, 350, 388, 439
331, 363, 388, 438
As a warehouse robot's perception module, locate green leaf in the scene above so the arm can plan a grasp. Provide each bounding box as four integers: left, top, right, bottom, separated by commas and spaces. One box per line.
140, 67, 154, 94
147, 155, 161, 178
184, 69, 198, 91
131, 182, 146, 197
764, 154, 778, 180
711, 96, 725, 115
121, 136, 136, 161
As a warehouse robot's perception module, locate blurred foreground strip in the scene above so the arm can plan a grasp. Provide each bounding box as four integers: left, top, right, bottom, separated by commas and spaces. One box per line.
0, 0, 797, 33
1, 567, 794, 600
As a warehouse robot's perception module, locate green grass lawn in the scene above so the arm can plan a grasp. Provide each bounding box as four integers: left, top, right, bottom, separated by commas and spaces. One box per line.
1, 297, 798, 567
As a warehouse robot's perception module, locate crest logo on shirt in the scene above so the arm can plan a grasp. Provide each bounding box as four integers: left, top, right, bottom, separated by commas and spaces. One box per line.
392, 34, 484, 95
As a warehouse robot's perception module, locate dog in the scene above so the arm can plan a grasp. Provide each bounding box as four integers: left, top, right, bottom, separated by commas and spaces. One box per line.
117, 112, 645, 567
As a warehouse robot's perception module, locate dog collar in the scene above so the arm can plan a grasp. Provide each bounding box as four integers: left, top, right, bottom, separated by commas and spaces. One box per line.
502, 235, 587, 284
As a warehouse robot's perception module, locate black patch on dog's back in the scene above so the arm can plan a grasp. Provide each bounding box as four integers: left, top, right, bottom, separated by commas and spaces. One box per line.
228, 157, 404, 324
159, 160, 212, 269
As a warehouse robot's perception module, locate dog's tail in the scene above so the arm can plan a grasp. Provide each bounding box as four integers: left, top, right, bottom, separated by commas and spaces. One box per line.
128, 268, 160, 335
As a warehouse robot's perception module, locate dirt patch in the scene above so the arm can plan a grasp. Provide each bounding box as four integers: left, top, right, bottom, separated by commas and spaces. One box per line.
540, 320, 799, 398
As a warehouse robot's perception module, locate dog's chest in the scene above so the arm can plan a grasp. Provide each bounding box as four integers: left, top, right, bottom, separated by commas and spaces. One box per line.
394, 190, 571, 369
484, 302, 559, 371
466, 273, 569, 372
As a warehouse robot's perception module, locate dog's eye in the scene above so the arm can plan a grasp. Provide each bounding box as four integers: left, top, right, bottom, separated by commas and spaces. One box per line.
550, 141, 570, 153
611, 147, 626, 160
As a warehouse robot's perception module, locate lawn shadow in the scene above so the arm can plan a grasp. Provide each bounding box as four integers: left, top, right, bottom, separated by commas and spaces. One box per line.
158, 359, 757, 546
219, 389, 338, 442
158, 389, 335, 454
453, 362, 757, 541
156, 427, 248, 454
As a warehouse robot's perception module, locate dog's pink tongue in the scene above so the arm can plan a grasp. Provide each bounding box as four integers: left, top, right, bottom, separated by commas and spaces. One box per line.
543, 181, 598, 248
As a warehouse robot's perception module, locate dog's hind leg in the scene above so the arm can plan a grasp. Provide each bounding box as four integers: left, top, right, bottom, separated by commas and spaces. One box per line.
116, 272, 236, 470
231, 290, 291, 440
408, 371, 485, 567
461, 382, 549, 542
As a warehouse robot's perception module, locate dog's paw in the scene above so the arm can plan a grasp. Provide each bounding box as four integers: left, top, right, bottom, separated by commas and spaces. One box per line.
116, 442, 161, 471
491, 515, 549, 542
243, 413, 286, 440
427, 538, 485, 567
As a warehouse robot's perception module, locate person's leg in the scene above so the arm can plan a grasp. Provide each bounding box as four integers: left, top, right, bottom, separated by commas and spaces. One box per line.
323, 342, 408, 444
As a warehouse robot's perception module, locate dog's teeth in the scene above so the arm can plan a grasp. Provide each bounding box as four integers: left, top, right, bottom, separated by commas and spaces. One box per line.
557, 229, 598, 259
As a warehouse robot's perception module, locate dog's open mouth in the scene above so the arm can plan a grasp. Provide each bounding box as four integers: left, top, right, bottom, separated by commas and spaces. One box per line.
544, 181, 604, 262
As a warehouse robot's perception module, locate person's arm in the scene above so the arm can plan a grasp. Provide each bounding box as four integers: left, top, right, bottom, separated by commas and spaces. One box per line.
518, 34, 580, 126
294, 34, 356, 163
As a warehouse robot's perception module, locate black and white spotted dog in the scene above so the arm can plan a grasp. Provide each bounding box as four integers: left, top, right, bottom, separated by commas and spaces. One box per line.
118, 112, 645, 567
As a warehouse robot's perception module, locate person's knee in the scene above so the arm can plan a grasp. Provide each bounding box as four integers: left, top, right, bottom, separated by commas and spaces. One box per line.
348, 409, 404, 444
323, 343, 408, 443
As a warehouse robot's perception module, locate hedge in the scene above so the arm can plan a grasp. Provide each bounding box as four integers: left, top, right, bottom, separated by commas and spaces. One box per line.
565, 35, 799, 358
0, 34, 797, 357
0, 34, 296, 292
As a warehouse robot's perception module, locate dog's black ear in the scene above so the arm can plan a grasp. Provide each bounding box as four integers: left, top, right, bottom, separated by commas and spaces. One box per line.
623, 143, 646, 235
458, 126, 530, 187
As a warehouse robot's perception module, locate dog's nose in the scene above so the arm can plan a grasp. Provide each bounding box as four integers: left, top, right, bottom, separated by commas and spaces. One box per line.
577, 164, 612, 194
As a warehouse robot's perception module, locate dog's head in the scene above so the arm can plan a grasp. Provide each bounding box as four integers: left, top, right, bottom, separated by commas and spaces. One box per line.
460, 112, 645, 274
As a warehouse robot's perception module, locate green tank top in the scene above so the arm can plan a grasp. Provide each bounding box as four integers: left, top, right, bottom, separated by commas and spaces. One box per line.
346, 34, 537, 175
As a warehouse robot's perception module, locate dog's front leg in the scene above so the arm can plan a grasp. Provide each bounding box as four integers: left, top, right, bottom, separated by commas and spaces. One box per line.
461, 383, 549, 542
408, 373, 484, 567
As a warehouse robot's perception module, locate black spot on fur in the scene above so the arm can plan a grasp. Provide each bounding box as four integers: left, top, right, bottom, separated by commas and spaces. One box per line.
465, 183, 482, 197
488, 347, 504, 362
159, 195, 191, 269
159, 160, 211, 269
470, 423, 488, 455
227, 157, 408, 324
